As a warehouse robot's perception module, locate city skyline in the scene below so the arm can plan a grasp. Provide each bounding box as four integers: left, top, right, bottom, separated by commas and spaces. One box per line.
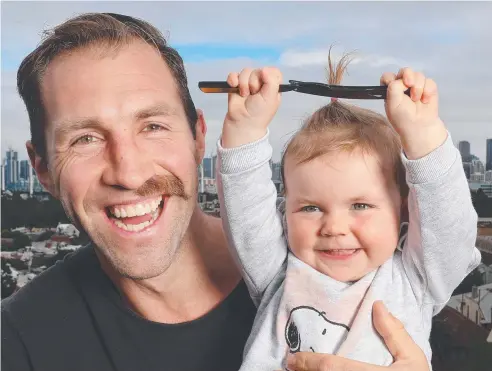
2, 2, 492, 163
1, 148, 44, 193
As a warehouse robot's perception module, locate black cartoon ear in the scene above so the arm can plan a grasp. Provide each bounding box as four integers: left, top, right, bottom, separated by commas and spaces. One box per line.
286, 320, 301, 353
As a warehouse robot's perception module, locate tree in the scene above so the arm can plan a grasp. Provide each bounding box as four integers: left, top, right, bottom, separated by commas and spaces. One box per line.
1, 259, 17, 299
471, 189, 492, 217
453, 268, 484, 296
36, 230, 55, 241
1, 193, 70, 230
12, 233, 31, 251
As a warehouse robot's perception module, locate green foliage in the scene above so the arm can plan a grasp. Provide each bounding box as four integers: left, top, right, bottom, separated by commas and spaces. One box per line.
453, 268, 484, 296
13, 233, 31, 250
1, 193, 70, 229
471, 189, 492, 217
1, 259, 17, 299
36, 230, 55, 242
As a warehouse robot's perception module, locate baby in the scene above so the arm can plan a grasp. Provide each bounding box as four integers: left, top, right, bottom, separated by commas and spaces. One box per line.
215, 55, 480, 370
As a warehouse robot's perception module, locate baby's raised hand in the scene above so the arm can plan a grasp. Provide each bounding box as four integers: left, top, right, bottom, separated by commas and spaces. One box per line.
221, 67, 282, 148
381, 68, 448, 159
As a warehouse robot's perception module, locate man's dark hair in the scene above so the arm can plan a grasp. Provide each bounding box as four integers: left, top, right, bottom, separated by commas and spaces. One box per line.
17, 12, 198, 162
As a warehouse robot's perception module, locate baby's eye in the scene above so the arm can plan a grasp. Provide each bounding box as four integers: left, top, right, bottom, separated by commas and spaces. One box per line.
351, 203, 373, 211
300, 205, 320, 213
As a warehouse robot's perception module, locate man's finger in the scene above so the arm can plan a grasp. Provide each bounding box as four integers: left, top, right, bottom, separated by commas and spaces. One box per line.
372, 301, 425, 361
287, 352, 386, 371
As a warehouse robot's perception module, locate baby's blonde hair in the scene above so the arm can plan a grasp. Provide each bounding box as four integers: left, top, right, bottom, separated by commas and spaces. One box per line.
281, 48, 409, 199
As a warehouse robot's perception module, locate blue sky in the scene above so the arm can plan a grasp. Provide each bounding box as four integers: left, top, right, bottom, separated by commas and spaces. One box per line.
2, 1, 491, 162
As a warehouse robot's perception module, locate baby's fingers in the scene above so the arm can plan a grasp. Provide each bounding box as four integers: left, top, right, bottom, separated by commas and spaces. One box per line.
421, 78, 438, 104
380, 72, 397, 86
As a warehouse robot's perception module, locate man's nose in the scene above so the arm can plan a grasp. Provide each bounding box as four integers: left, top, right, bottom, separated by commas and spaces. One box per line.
319, 211, 349, 237
102, 137, 154, 190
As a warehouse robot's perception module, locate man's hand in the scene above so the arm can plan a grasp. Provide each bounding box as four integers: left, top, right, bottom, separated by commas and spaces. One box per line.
380, 68, 448, 160
221, 67, 282, 148
284, 301, 429, 371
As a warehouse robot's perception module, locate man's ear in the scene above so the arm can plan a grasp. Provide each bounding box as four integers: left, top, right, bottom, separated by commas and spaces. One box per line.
194, 109, 207, 165
26, 141, 57, 198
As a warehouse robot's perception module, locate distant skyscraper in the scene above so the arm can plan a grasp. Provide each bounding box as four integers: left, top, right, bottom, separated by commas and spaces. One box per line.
485, 170, 492, 182
463, 162, 471, 180
20, 160, 30, 180
202, 157, 213, 179
458, 141, 471, 162
1, 162, 5, 192
5, 149, 19, 186
472, 159, 485, 175
486, 138, 492, 171
271, 162, 282, 182
211, 155, 218, 180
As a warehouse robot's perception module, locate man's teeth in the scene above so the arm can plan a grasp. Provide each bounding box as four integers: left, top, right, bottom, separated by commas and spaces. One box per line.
113, 209, 160, 232
110, 198, 162, 218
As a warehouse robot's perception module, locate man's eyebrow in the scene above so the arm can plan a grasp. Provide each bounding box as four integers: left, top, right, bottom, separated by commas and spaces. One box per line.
135, 103, 179, 120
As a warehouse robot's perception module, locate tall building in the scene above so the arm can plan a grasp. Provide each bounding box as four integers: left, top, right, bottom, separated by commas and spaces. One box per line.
470, 173, 485, 182
463, 162, 471, 180
485, 170, 492, 182
272, 162, 282, 182
1, 162, 5, 192
458, 141, 471, 162
472, 159, 485, 175
486, 138, 492, 171
5, 149, 19, 186
211, 155, 218, 180
20, 160, 30, 180
202, 157, 213, 179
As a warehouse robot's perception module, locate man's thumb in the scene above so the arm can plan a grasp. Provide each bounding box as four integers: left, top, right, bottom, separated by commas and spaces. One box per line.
373, 301, 421, 361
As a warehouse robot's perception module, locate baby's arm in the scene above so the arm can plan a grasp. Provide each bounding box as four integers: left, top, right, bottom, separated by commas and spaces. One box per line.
216, 68, 288, 304
381, 68, 480, 311
217, 132, 287, 305
401, 133, 480, 312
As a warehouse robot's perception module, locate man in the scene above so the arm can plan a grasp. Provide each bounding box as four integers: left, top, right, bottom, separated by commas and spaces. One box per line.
2, 12, 429, 371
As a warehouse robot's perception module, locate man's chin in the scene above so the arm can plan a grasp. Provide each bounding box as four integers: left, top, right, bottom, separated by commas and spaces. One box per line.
95, 242, 177, 281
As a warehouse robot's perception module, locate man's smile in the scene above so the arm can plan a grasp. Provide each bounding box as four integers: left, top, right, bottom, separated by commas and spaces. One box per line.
105, 195, 165, 233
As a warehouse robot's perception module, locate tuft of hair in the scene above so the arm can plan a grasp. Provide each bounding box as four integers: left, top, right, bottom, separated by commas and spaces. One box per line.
281, 48, 408, 198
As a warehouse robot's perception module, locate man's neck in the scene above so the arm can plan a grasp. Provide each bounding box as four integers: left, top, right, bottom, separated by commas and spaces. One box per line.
101, 207, 241, 324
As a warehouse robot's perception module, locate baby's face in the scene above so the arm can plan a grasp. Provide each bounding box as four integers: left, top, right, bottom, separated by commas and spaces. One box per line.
284, 149, 403, 282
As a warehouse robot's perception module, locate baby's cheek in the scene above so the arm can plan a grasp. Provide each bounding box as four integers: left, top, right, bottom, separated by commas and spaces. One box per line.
287, 218, 315, 255
351, 213, 386, 247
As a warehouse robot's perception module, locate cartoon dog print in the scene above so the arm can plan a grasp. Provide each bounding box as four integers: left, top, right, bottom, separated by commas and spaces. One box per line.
285, 306, 350, 354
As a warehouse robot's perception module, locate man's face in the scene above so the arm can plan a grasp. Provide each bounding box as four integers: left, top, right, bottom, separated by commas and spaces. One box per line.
36, 41, 203, 279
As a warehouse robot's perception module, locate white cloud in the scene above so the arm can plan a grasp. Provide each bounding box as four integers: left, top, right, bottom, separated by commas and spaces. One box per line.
279, 48, 423, 72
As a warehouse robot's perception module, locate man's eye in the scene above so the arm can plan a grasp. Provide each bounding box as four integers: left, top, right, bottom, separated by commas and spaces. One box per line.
144, 123, 164, 132
74, 135, 98, 145
351, 203, 372, 211
300, 205, 320, 212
